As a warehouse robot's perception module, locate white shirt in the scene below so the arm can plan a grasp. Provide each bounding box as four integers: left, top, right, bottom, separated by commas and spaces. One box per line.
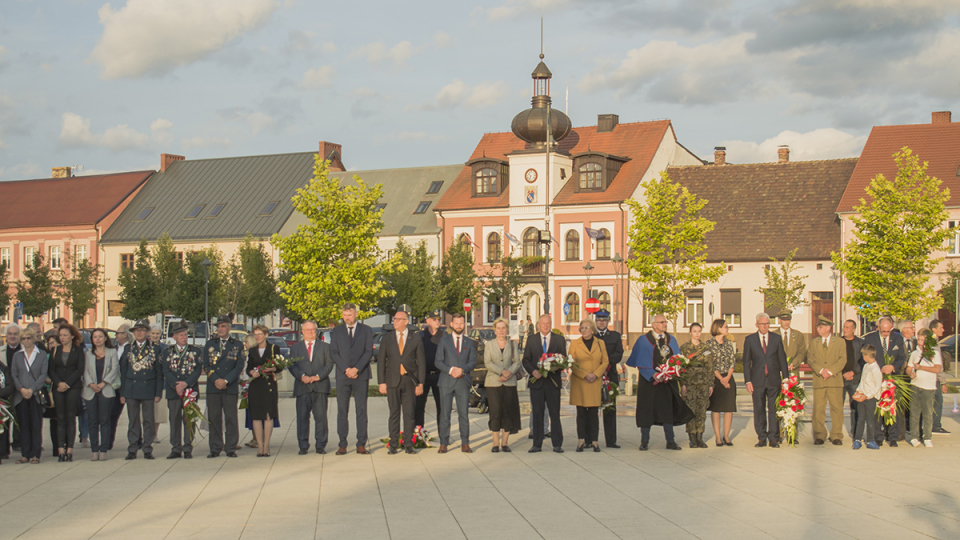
908, 348, 941, 391
258, 347, 266, 356
856, 362, 883, 400
23, 347, 39, 369
136, 341, 147, 349
397, 330, 408, 345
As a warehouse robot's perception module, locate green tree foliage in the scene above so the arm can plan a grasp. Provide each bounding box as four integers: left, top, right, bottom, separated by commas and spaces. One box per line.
17, 252, 58, 318
939, 263, 960, 315
174, 247, 224, 324
0, 262, 11, 318
117, 239, 159, 320
832, 148, 950, 322
379, 238, 441, 319
59, 253, 105, 325
756, 248, 809, 315
484, 254, 530, 317
223, 235, 282, 321
152, 232, 182, 315
440, 238, 482, 316
625, 171, 726, 330
273, 158, 398, 324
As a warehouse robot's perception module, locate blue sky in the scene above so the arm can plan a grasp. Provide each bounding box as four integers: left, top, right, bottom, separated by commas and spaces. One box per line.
1, 0, 959, 180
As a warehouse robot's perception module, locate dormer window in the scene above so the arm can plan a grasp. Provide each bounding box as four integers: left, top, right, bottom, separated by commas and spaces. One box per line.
579, 162, 602, 189
467, 157, 509, 197
476, 168, 498, 195
572, 152, 628, 193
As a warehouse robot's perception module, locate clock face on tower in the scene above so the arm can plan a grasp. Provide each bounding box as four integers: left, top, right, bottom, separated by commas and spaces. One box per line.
524, 168, 538, 183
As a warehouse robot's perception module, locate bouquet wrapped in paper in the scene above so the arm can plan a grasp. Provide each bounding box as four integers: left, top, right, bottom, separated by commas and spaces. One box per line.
529, 353, 573, 387
182, 388, 209, 440
0, 397, 16, 435
881, 353, 913, 417
876, 379, 898, 425
653, 354, 689, 385
264, 354, 299, 374
380, 425, 435, 449
238, 379, 251, 410
600, 376, 620, 412
776, 375, 807, 447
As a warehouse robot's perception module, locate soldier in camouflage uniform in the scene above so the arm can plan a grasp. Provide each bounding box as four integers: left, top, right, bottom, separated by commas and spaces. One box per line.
680, 323, 713, 449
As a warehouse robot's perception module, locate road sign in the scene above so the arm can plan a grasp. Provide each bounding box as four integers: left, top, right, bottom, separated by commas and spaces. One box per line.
463, 298, 472, 312
562, 303, 570, 316
585, 297, 600, 314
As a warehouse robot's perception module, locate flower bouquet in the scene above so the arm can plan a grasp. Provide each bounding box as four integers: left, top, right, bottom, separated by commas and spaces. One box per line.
529, 353, 573, 387
182, 388, 210, 440
0, 397, 17, 436
876, 379, 897, 425
265, 354, 300, 373
601, 376, 620, 412
238, 379, 251, 410
653, 354, 689, 385
380, 425, 435, 449
776, 375, 807, 447
881, 353, 913, 417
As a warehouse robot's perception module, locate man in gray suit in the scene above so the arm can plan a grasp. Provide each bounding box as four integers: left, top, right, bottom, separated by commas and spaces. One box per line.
288, 321, 334, 455
377, 309, 425, 454
435, 313, 477, 454
742, 312, 789, 448
329, 303, 373, 455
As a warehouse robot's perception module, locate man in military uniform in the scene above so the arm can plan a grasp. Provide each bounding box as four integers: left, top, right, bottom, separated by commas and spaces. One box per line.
119, 319, 163, 460
161, 322, 202, 459
203, 315, 245, 458
595, 309, 623, 448
774, 310, 808, 373
415, 310, 443, 429
808, 316, 847, 445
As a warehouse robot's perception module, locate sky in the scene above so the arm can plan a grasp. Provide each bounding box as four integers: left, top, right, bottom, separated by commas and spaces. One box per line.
1, 0, 959, 180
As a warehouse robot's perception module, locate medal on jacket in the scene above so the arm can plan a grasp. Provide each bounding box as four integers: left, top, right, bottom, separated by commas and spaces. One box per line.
131, 344, 156, 372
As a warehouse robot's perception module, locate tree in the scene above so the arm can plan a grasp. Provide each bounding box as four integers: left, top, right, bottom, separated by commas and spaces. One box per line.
237, 235, 282, 321
17, 252, 58, 319
174, 247, 224, 324
59, 253, 105, 325
832, 148, 950, 322
117, 239, 159, 320
939, 263, 960, 315
625, 171, 726, 331
440, 238, 482, 316
484, 254, 529, 318
152, 232, 182, 316
0, 262, 11, 318
378, 238, 441, 319
756, 248, 809, 316
272, 158, 399, 324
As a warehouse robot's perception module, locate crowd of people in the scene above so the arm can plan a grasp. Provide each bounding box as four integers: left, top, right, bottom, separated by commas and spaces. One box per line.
0, 306, 952, 464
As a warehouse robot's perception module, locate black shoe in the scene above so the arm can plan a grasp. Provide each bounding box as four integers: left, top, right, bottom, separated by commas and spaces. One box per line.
125, 452, 137, 460
831, 439, 843, 446
639, 442, 649, 451
166, 452, 181, 460
755, 440, 767, 448
66, 453, 74, 462
814, 438, 825, 445
388, 447, 399, 455
666, 441, 681, 450
226, 452, 238, 458
492, 446, 500, 453
544, 432, 551, 438
576, 444, 585, 452
143, 453, 154, 460
593, 445, 600, 453
501, 446, 511, 452
299, 448, 308, 455
58, 453, 66, 462
887, 441, 898, 447
769, 441, 780, 448
316, 448, 326, 455
405, 447, 416, 454
184, 451, 192, 459
553, 447, 564, 453
689, 438, 697, 449
207, 452, 220, 458
607, 443, 620, 449
933, 427, 950, 435
723, 439, 733, 447
528, 447, 542, 453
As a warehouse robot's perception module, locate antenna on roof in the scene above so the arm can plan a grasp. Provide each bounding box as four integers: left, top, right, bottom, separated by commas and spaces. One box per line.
540, 18, 543, 58
565, 86, 568, 115
70, 164, 84, 177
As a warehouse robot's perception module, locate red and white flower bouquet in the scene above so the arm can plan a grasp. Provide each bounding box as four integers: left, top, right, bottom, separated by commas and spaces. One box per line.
529, 353, 572, 387
876, 379, 898, 425
652, 354, 689, 385
776, 375, 807, 447
182, 388, 210, 440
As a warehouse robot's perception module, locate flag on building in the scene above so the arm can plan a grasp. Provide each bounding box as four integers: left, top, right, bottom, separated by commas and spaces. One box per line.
505, 231, 520, 244
584, 227, 605, 239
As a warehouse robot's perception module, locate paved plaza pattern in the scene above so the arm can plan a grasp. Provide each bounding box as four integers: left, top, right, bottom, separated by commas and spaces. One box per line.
2, 395, 960, 540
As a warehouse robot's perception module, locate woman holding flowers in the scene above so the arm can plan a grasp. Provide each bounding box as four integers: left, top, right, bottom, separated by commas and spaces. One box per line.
707, 319, 737, 446
484, 318, 522, 452
680, 323, 713, 449
570, 319, 609, 452
246, 325, 281, 457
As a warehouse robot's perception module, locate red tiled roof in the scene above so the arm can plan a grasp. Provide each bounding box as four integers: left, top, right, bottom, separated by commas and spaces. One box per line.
667, 159, 858, 262
837, 121, 960, 213
0, 171, 153, 229
435, 120, 674, 211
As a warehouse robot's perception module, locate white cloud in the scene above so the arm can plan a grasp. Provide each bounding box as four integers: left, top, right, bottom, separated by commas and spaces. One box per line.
350, 40, 421, 67
59, 112, 173, 151
0, 162, 41, 181
150, 118, 174, 147
181, 136, 231, 150
720, 128, 867, 164
433, 31, 452, 48
88, 0, 280, 79
416, 79, 510, 110
300, 65, 335, 89
481, 0, 570, 21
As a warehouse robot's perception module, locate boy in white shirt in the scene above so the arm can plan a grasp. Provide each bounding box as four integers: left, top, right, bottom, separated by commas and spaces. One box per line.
852, 344, 882, 450
907, 328, 942, 448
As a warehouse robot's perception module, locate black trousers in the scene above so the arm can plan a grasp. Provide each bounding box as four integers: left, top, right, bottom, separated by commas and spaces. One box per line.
752, 385, 780, 442
126, 398, 156, 454
168, 398, 193, 453
85, 393, 113, 453
296, 392, 329, 451
336, 377, 369, 449
576, 406, 599, 444
387, 377, 416, 449
843, 378, 860, 436
207, 393, 239, 454
414, 372, 441, 428
108, 395, 125, 450
16, 399, 43, 459
53, 387, 81, 449
530, 383, 563, 449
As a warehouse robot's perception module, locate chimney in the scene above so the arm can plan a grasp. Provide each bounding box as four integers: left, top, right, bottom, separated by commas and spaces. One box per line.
932, 111, 952, 124
714, 147, 726, 166
161, 153, 185, 172
319, 141, 344, 171
51, 166, 72, 178
597, 114, 619, 133
778, 145, 790, 163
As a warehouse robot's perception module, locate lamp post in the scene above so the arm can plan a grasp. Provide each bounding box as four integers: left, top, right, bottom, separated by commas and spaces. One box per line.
612, 254, 623, 333
201, 256, 213, 332
829, 266, 839, 323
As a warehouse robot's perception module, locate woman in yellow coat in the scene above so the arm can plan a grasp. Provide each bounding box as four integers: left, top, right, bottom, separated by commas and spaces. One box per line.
569, 319, 609, 452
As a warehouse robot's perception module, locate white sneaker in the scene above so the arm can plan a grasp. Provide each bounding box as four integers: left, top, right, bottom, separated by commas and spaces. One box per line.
909, 438, 922, 447
924, 440, 934, 448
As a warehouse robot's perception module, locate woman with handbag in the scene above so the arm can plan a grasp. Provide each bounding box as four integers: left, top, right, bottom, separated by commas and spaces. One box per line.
569, 319, 610, 452
49, 324, 85, 462
11, 328, 49, 464
485, 318, 522, 452
83, 329, 120, 461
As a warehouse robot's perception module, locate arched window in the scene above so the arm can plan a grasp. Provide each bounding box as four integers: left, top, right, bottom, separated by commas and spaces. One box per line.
487, 232, 502, 263
565, 292, 580, 323
596, 228, 611, 260
598, 291, 611, 313
523, 227, 541, 258
565, 230, 580, 261
475, 168, 498, 195
579, 162, 602, 189
458, 233, 475, 261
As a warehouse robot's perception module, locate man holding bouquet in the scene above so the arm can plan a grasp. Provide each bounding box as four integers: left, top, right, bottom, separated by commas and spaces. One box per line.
161, 322, 202, 459
861, 317, 906, 447
521, 314, 567, 453
808, 317, 847, 446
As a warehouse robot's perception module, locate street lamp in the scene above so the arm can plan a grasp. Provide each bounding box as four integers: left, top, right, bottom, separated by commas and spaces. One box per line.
829, 266, 839, 322
612, 254, 624, 333
583, 262, 594, 300
201, 256, 213, 332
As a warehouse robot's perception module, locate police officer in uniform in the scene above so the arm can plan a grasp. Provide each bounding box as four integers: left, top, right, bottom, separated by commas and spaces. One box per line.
161, 322, 202, 459
204, 315, 245, 458
595, 310, 623, 448
119, 319, 163, 460
415, 310, 444, 429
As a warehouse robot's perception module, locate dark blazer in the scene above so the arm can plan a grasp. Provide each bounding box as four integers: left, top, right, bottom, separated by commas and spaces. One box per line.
861, 331, 906, 373
329, 323, 374, 381
597, 329, 624, 383
742, 331, 789, 388
288, 340, 334, 395
48, 345, 85, 391
435, 333, 477, 390
119, 340, 164, 400
377, 330, 425, 388
246, 342, 281, 377
521, 332, 568, 389
161, 344, 203, 399
202, 337, 245, 395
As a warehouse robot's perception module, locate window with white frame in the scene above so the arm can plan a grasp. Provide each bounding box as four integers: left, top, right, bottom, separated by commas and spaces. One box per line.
24, 247, 36, 269
50, 246, 61, 269
685, 290, 704, 327
75, 244, 87, 262
487, 299, 501, 323
946, 221, 960, 256
721, 289, 741, 327
0, 248, 9, 269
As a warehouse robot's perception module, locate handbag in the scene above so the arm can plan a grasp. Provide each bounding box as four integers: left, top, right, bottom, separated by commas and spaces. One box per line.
37, 385, 53, 408
601, 381, 610, 403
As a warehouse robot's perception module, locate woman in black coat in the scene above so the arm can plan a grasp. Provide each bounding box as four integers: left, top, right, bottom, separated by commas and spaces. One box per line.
245, 325, 280, 457
48, 324, 85, 462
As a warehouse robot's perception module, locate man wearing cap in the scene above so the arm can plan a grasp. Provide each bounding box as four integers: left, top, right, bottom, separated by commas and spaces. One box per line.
203, 315, 244, 458
774, 310, 807, 373
161, 322, 202, 459
594, 309, 623, 448
808, 316, 847, 445
415, 310, 444, 429
329, 302, 373, 455
118, 319, 163, 460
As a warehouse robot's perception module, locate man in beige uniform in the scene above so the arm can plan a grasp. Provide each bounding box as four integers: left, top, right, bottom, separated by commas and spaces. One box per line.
775, 310, 807, 373
808, 316, 847, 445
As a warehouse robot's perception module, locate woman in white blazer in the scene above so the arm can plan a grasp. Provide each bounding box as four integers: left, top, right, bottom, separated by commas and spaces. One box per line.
11, 328, 49, 464
82, 329, 120, 461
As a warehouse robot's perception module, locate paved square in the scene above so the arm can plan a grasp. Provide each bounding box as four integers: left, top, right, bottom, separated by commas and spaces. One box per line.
2, 395, 959, 540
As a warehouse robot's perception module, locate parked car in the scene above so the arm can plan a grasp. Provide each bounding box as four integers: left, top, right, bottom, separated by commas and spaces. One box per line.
271, 329, 300, 347
266, 335, 291, 357
372, 332, 385, 361
79, 329, 117, 349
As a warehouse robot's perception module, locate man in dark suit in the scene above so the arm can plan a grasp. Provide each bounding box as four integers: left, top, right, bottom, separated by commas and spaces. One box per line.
415, 310, 444, 429
329, 303, 373, 455
742, 312, 789, 447
435, 313, 477, 453
202, 315, 245, 458
119, 319, 164, 460
289, 321, 334, 454
861, 316, 906, 446
521, 314, 567, 453
841, 319, 864, 437
595, 309, 623, 449
160, 322, 202, 459
377, 309, 425, 454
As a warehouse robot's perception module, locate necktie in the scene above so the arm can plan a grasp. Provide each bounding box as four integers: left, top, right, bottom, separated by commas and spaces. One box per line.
823, 338, 828, 350
456, 335, 461, 354
784, 331, 789, 347
543, 336, 548, 353
349, 326, 354, 340
307, 341, 313, 360
883, 337, 888, 353
399, 332, 405, 354
761, 334, 767, 354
